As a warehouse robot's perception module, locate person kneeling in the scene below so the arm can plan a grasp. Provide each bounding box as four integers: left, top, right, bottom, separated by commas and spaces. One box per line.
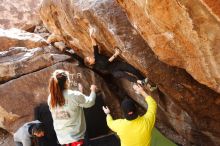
14, 120, 45, 146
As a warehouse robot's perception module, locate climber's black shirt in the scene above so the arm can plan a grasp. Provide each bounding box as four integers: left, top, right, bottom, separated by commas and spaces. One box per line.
93, 45, 109, 72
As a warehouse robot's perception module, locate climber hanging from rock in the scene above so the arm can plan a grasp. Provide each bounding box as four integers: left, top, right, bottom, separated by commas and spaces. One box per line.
47, 29, 157, 92
13, 120, 45, 146
84, 27, 157, 91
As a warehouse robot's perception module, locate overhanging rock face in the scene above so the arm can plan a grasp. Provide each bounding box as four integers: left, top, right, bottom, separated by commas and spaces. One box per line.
116, 0, 220, 93
40, 0, 220, 145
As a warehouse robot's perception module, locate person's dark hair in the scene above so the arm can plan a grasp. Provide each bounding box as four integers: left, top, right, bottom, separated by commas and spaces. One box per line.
121, 99, 138, 120
32, 123, 44, 134
49, 70, 69, 108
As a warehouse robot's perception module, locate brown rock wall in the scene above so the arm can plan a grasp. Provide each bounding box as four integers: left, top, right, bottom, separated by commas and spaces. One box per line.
116, 0, 220, 93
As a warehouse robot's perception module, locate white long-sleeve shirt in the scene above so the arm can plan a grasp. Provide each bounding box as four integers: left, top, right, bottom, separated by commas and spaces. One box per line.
48, 89, 96, 145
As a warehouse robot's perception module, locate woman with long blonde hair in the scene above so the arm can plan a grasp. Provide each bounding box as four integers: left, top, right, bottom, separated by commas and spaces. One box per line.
48, 69, 96, 146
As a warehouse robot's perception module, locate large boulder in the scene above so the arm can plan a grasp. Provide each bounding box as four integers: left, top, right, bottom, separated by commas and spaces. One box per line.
0, 28, 47, 51
116, 0, 220, 93
0, 46, 70, 83
0, 0, 42, 30
39, 0, 220, 145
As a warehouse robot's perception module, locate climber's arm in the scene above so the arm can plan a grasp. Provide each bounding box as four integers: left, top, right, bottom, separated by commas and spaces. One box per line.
108, 47, 121, 62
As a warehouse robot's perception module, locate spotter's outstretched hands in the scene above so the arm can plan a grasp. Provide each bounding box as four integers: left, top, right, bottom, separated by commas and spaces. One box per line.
133, 84, 144, 95
102, 106, 110, 115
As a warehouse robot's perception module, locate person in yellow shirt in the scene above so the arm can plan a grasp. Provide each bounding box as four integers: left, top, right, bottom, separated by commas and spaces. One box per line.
102, 84, 157, 146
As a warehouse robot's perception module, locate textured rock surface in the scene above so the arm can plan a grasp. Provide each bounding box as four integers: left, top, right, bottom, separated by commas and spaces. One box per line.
0, 62, 121, 134
0, 135, 13, 146
40, 0, 220, 145
116, 0, 220, 93
0, 0, 42, 30
0, 28, 47, 51
0, 46, 70, 83
0, 129, 12, 146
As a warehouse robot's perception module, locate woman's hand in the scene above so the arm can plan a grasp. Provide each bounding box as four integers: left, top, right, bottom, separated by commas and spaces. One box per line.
78, 83, 83, 93
90, 85, 97, 92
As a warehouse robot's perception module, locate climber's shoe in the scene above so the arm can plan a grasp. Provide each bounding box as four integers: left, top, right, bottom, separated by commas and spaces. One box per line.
137, 78, 148, 85
149, 85, 157, 92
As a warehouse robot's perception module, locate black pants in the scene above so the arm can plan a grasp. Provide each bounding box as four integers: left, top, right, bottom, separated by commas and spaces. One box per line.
109, 61, 145, 82
83, 131, 91, 146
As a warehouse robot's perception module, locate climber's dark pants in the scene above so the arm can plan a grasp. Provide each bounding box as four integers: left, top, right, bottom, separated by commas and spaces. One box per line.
109, 61, 144, 82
